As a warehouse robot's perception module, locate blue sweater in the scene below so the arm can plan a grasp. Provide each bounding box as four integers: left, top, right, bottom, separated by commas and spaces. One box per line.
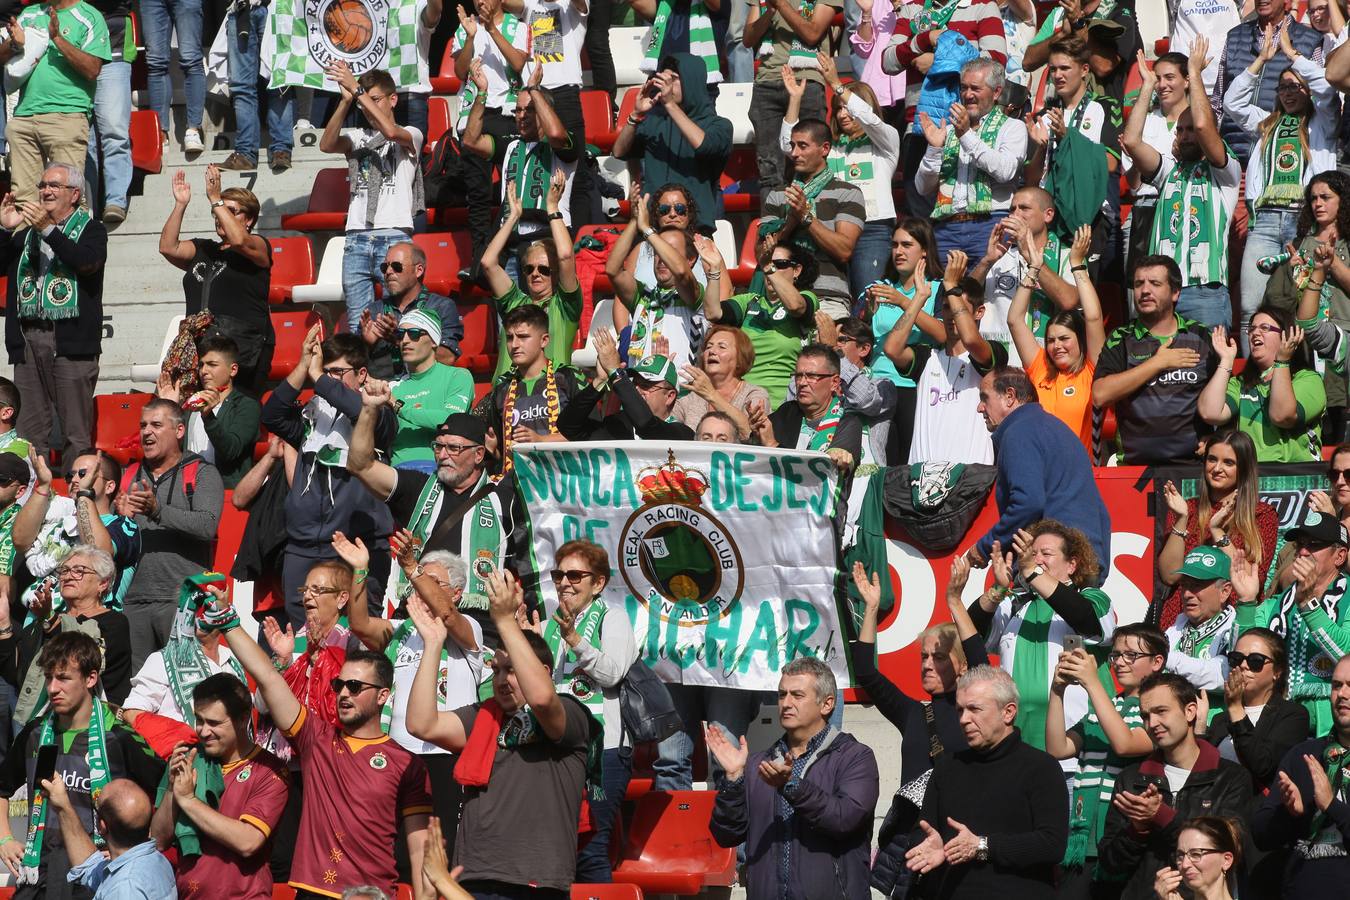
975, 403, 1112, 576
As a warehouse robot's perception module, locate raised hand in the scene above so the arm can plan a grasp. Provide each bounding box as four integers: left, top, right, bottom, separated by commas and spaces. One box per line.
545, 167, 567, 214
1277, 325, 1304, 363
781, 65, 805, 99
514, 603, 544, 634
263, 617, 296, 661
1305, 753, 1336, 811
1209, 493, 1236, 535
389, 528, 423, 574
705, 725, 750, 781
990, 539, 1014, 588
486, 569, 525, 622
1136, 49, 1156, 90
947, 554, 972, 601
1025, 111, 1050, 146
505, 181, 523, 222
469, 57, 488, 92
408, 592, 448, 644
816, 50, 840, 87
1292, 554, 1320, 604
1046, 107, 1066, 139
172, 170, 192, 206
943, 249, 969, 289
1278, 770, 1306, 816
918, 111, 947, 149
948, 100, 970, 137
1154, 866, 1185, 900
1161, 481, 1189, 519
1229, 555, 1262, 604
362, 377, 393, 409
1012, 528, 1038, 577
694, 234, 725, 278
852, 561, 883, 613
681, 364, 716, 399
1258, 22, 1279, 62
331, 530, 370, 571
204, 164, 223, 203
1069, 224, 1092, 267
457, 4, 476, 36
748, 398, 775, 446
1189, 36, 1211, 75
634, 192, 653, 231
814, 310, 839, 345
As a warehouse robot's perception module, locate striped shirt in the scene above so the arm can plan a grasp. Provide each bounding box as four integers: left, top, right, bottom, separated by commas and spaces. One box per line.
1069, 694, 1144, 851
882, 0, 1007, 124
763, 177, 866, 312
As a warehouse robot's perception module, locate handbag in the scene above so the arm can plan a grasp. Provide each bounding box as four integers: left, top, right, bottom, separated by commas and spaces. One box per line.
883, 462, 996, 553
619, 658, 683, 744
871, 703, 945, 898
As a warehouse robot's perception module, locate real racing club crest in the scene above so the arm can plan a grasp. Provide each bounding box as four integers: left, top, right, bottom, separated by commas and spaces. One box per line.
619, 450, 745, 626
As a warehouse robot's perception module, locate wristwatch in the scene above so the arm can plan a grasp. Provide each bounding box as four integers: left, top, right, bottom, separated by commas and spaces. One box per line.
548, 211, 564, 221
800, 211, 815, 227
1214, 535, 1231, 548
976, 836, 989, 862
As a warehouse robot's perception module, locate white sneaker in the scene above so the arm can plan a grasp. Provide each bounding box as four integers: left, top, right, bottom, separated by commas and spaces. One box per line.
183, 128, 204, 154
295, 118, 313, 131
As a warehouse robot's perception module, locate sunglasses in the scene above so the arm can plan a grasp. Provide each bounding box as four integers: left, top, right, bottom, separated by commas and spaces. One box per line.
1225, 650, 1274, 672
656, 203, 689, 217
550, 568, 595, 584
1329, 467, 1350, 482
0, 477, 18, 488
379, 261, 405, 273
65, 467, 88, 482
524, 263, 552, 276
396, 328, 430, 342
329, 678, 383, 696
770, 257, 799, 268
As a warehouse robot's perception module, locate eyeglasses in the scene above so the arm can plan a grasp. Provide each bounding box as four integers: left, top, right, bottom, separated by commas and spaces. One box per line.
379, 261, 405, 273
1225, 650, 1274, 672
793, 371, 832, 382
1173, 848, 1225, 864
432, 441, 480, 455
36, 181, 74, 190
0, 477, 18, 488
1107, 650, 1158, 664
523, 263, 552, 276
329, 678, 383, 696
550, 568, 595, 584
1329, 467, 1350, 482
656, 203, 689, 217
1250, 323, 1282, 334
395, 328, 430, 342
322, 366, 355, 378
295, 584, 342, 597
1277, 82, 1309, 92
55, 565, 97, 579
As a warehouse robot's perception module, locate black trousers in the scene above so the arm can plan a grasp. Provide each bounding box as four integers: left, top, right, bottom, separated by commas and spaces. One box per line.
465, 108, 520, 268
584, 0, 616, 105
546, 84, 601, 228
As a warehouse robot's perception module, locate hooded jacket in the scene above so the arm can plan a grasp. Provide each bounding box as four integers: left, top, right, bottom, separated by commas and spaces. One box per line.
710, 729, 879, 900
617, 52, 732, 232
1097, 739, 1254, 900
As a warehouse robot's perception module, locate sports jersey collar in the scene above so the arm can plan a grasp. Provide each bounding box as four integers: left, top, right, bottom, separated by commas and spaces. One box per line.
342, 732, 392, 753
1126, 312, 1200, 341
222, 744, 262, 774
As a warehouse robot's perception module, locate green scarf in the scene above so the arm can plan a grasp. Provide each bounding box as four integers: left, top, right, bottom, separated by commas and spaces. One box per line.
1150, 156, 1232, 287
629, 285, 681, 363
155, 749, 225, 858
392, 472, 505, 612
1177, 606, 1235, 658
642, 0, 718, 81
542, 599, 608, 803
20, 699, 112, 883
802, 396, 843, 452
932, 108, 1008, 219
380, 618, 450, 735
165, 573, 246, 723
502, 139, 554, 215
828, 132, 874, 185
911, 0, 963, 32
16, 209, 91, 321
1027, 231, 1066, 339
1009, 591, 1054, 748
787, 0, 819, 67
455, 14, 520, 124
1257, 115, 1307, 209
1307, 743, 1350, 842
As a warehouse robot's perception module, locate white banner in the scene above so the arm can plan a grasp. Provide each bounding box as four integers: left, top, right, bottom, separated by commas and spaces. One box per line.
514, 441, 851, 691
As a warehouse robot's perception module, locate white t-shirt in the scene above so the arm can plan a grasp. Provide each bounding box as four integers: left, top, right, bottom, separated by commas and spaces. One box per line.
1149, 153, 1242, 286
1218, 704, 1267, 762
451, 16, 527, 124
342, 126, 425, 233
501, 137, 577, 236
628, 283, 705, 370
908, 348, 994, 465
1040, 97, 1114, 215
981, 244, 1072, 366
521, 0, 587, 90
388, 618, 485, 755
123, 646, 242, 724
184, 411, 214, 465
1169, 0, 1241, 93
1164, 762, 1192, 795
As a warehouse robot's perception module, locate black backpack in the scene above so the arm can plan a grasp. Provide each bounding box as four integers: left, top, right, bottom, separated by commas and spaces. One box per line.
422, 136, 468, 209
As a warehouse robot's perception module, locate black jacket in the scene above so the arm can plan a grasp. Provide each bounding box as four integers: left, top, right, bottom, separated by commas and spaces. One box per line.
1097, 739, 1254, 900
1206, 694, 1311, 793
1252, 736, 1350, 897
556, 375, 696, 442
768, 398, 863, 462
2, 218, 108, 363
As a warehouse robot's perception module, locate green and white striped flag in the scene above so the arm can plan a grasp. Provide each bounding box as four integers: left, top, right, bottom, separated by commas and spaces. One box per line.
268, 0, 422, 89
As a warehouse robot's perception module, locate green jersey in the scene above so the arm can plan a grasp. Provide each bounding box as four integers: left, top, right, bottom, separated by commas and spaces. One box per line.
493, 283, 583, 378
1224, 370, 1325, 463
391, 363, 475, 465
721, 290, 818, 406
14, 3, 111, 116
1065, 694, 1144, 866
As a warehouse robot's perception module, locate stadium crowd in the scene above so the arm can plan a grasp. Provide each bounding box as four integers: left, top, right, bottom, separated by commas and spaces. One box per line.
7, 0, 1350, 898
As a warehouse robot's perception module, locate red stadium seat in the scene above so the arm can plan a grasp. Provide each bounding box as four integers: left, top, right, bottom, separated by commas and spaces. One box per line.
267, 236, 316, 304
94, 393, 152, 465
721, 147, 759, 214
412, 231, 475, 296
581, 90, 616, 151
213, 492, 249, 574
431, 43, 464, 94
427, 96, 452, 150
625, 740, 658, 800
268, 310, 323, 380
280, 168, 350, 232
611, 790, 736, 895
456, 302, 498, 374
0, 276, 7, 311
1122, 60, 1144, 118
733, 217, 761, 287
271, 886, 296, 900
395, 885, 414, 900
473, 380, 493, 403
130, 109, 164, 175
572, 885, 643, 900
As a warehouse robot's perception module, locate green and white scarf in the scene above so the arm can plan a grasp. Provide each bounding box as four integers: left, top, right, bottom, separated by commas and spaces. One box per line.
911, 0, 963, 33
802, 396, 843, 452
543, 598, 608, 728
502, 139, 555, 215
1177, 605, 1236, 658
20, 698, 112, 883
1027, 230, 1067, 338
388, 472, 505, 612
380, 618, 451, 735
164, 574, 246, 723
455, 14, 521, 124
1150, 157, 1231, 287
629, 285, 680, 363
1257, 115, 1308, 209
828, 131, 874, 186
787, 0, 820, 68
641, 0, 720, 82
932, 108, 1009, 219
16, 208, 91, 322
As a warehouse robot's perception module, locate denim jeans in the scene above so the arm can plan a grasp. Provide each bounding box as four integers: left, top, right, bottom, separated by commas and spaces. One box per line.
342, 228, 411, 331
850, 217, 896, 311
86, 60, 133, 211
1178, 283, 1233, 331
1238, 206, 1301, 352
935, 213, 1006, 269
229, 6, 294, 160
575, 746, 633, 883
652, 684, 767, 790
395, 90, 429, 145
143, 0, 206, 131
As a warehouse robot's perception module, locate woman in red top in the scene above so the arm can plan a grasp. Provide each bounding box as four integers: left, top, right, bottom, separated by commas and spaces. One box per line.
1155, 430, 1278, 629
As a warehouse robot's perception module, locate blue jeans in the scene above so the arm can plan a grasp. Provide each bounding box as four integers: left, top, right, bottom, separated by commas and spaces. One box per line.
935, 213, 1006, 269
86, 60, 133, 211
1178, 283, 1233, 331
850, 217, 896, 313
575, 746, 633, 883
1238, 206, 1301, 352
342, 228, 410, 332
143, 0, 206, 131
228, 6, 294, 160
653, 684, 767, 790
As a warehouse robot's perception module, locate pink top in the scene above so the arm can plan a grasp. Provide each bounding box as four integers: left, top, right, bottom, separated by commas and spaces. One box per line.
850, 7, 907, 108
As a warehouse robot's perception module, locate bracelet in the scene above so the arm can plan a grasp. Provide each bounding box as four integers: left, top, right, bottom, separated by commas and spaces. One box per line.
76, 489, 95, 501
0, 836, 13, 846
1170, 527, 1188, 539
1019, 280, 1037, 290
353, 566, 369, 584
1306, 279, 1326, 290
211, 200, 226, 210
1071, 264, 1088, 273
642, 226, 656, 239
707, 271, 722, 280
626, 114, 644, 127
1272, 360, 1290, 369
34, 488, 50, 497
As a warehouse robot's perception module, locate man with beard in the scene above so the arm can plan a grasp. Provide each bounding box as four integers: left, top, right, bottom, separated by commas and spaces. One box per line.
150, 673, 289, 899
1122, 38, 1240, 330
209, 589, 434, 900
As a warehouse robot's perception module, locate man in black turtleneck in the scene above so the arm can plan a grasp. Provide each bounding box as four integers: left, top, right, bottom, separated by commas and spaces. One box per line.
904, 664, 1068, 899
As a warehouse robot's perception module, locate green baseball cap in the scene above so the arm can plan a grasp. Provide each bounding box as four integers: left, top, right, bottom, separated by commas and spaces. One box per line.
630, 355, 678, 388
1175, 546, 1231, 582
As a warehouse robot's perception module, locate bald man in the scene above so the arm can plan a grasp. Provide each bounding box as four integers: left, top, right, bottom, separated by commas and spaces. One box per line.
45, 776, 176, 898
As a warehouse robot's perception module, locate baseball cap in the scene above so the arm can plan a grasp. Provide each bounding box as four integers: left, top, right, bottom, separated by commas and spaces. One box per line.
0, 452, 27, 484
631, 355, 678, 388
1175, 546, 1231, 582
1285, 510, 1350, 547
398, 307, 441, 337
436, 412, 487, 445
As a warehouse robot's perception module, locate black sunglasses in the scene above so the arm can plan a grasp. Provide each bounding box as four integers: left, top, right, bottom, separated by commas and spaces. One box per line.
395, 328, 430, 342
550, 568, 595, 584
329, 678, 383, 696
0, 477, 17, 487
65, 467, 88, 482
1225, 650, 1273, 673
524, 263, 552, 276
379, 261, 405, 273
657, 203, 689, 217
